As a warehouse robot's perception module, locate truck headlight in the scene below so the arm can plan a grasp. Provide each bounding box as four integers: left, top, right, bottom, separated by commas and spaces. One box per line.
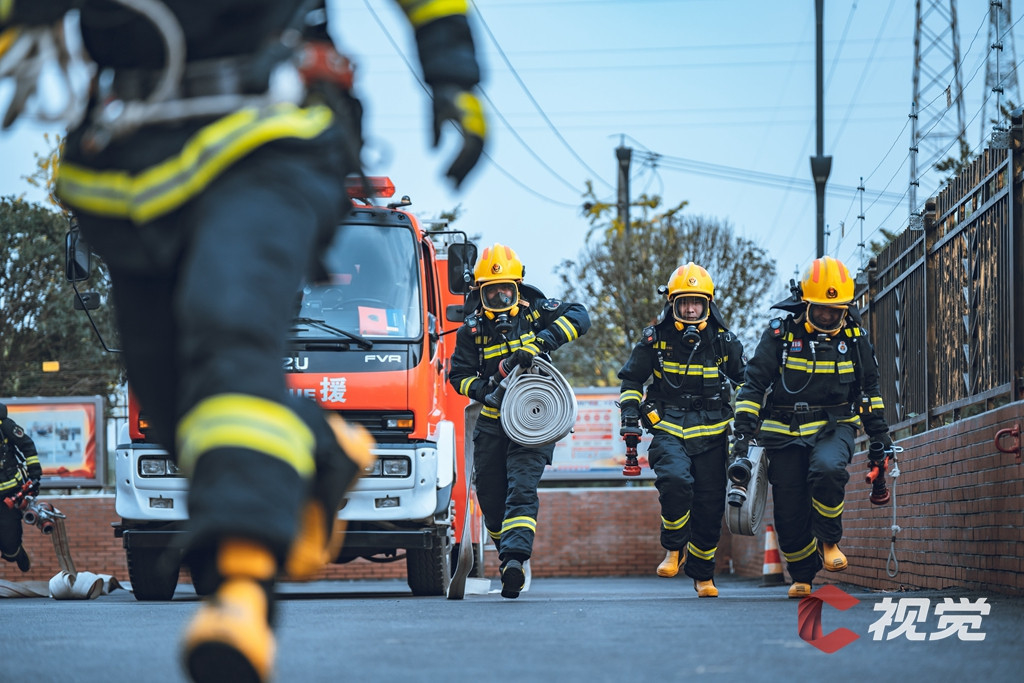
139, 456, 183, 477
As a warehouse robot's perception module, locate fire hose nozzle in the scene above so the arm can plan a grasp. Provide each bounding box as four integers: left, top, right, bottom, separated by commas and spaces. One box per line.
622, 435, 642, 476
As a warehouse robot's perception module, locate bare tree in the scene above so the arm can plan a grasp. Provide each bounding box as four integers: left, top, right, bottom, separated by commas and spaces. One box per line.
552, 190, 776, 387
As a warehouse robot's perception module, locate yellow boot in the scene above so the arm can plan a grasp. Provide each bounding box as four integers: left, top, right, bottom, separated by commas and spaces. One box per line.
183, 539, 277, 683
788, 582, 812, 599
694, 578, 719, 598
821, 542, 848, 572
656, 549, 686, 577
285, 415, 376, 580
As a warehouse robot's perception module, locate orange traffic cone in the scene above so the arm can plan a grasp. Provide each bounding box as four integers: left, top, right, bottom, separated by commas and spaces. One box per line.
761, 524, 785, 586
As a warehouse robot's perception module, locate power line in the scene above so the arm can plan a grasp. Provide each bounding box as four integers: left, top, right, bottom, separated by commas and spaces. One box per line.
469, 0, 613, 190
362, 0, 581, 208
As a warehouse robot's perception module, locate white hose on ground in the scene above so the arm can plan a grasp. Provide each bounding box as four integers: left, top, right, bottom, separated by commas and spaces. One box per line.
500, 357, 578, 446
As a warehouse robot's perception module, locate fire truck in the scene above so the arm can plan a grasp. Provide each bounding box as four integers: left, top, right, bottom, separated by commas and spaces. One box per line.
95, 177, 484, 600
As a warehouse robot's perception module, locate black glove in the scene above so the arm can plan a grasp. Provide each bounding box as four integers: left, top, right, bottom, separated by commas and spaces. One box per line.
619, 405, 642, 437
431, 85, 486, 188
483, 384, 505, 409
510, 348, 536, 369
28, 478, 40, 496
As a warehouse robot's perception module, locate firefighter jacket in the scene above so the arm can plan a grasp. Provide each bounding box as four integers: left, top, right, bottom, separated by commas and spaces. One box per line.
449, 284, 590, 432
618, 311, 745, 451
733, 311, 890, 448
0, 415, 42, 497
2, 0, 480, 224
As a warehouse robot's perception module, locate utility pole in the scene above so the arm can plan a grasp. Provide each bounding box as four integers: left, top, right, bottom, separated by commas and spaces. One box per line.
810, 0, 832, 258
616, 138, 632, 236
857, 176, 866, 269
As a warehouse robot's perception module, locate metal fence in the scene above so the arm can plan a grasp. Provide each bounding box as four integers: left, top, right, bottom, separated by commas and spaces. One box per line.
857, 118, 1024, 436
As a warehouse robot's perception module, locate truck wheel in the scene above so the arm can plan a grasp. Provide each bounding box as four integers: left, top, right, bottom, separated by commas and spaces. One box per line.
406, 529, 453, 596
127, 547, 180, 601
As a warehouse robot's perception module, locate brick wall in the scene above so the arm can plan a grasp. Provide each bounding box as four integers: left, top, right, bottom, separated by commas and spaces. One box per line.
4, 401, 1022, 594
729, 400, 1024, 595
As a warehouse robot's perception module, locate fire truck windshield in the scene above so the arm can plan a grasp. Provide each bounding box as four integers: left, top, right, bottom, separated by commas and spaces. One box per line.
297, 223, 422, 339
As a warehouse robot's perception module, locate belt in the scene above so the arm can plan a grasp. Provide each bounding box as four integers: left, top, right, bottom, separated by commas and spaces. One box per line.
769, 402, 854, 422
664, 395, 723, 411
111, 55, 270, 101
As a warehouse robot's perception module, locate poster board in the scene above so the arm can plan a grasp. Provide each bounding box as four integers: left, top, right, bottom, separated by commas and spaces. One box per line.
2, 396, 105, 488
543, 388, 655, 481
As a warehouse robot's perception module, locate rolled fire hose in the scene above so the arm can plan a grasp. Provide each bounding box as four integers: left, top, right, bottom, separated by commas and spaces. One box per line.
726, 445, 769, 536
499, 357, 578, 446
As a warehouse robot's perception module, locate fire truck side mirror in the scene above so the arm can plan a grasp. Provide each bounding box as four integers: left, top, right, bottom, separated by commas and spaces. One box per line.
445, 304, 466, 323
446, 242, 477, 295
65, 227, 92, 282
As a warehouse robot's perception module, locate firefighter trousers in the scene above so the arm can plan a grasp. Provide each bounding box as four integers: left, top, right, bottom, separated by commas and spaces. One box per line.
646, 432, 727, 581
76, 141, 355, 579
0, 505, 24, 559
766, 423, 855, 583
471, 426, 553, 563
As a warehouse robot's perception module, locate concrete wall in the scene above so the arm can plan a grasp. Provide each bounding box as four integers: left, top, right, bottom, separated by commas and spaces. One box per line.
4, 400, 1022, 594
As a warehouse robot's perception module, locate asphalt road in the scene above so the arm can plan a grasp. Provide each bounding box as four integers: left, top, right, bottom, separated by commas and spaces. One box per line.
2, 575, 1022, 682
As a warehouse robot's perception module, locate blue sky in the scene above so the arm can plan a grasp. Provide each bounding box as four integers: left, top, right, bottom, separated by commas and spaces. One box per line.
1, 1, 1020, 298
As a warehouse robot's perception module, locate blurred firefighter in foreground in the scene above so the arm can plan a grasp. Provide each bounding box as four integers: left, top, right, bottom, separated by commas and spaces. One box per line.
0, 403, 42, 573
730, 256, 893, 599
0, 1, 486, 680
448, 244, 590, 599
617, 264, 744, 597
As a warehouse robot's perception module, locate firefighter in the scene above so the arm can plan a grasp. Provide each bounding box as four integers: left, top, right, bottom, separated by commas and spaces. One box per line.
730, 256, 893, 598
1, 2, 485, 681
0, 403, 42, 573
617, 263, 745, 597
449, 244, 590, 599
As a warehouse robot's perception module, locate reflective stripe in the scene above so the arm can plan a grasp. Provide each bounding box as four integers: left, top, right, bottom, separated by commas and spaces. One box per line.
661, 360, 718, 378
459, 376, 479, 396
456, 91, 486, 138
487, 528, 502, 541
661, 511, 690, 531
552, 316, 578, 342
735, 400, 761, 416
686, 542, 716, 561
177, 393, 315, 478
397, 0, 467, 27
0, 1, 12, 22
501, 515, 537, 534
783, 538, 818, 563
482, 332, 537, 359
24, 454, 40, 467
481, 405, 500, 420
812, 497, 844, 519
653, 418, 732, 440
869, 396, 885, 410
620, 389, 644, 404
759, 415, 861, 437
55, 104, 334, 224
0, 475, 23, 492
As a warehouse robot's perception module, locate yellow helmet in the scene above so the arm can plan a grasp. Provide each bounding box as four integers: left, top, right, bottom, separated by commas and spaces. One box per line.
474, 243, 524, 285
801, 256, 854, 335
474, 243, 524, 316
666, 262, 714, 328
667, 262, 714, 300
800, 256, 853, 304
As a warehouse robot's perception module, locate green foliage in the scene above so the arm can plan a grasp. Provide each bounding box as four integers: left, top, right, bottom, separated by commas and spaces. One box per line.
553, 190, 777, 386
0, 197, 123, 400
